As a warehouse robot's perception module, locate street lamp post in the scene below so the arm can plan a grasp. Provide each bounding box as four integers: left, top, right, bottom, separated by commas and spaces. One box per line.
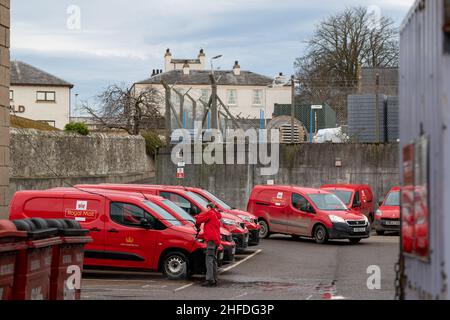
210, 55, 222, 130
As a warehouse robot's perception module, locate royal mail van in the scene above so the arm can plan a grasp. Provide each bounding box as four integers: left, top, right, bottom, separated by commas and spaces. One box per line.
142, 185, 260, 246
247, 185, 370, 244
9, 188, 224, 279
321, 184, 375, 222
75, 184, 250, 253
374, 186, 400, 235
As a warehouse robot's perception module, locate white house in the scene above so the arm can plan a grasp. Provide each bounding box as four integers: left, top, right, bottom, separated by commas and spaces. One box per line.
133, 49, 292, 122
9, 61, 73, 129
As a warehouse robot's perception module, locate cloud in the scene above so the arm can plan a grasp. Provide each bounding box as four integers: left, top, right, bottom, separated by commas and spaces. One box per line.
11, 0, 414, 111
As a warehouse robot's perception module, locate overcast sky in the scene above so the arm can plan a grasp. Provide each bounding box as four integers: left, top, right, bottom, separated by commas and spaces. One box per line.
11, 0, 414, 112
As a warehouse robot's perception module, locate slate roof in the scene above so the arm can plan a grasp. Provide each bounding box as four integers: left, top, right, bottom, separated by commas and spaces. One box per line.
136, 70, 274, 86
10, 61, 74, 88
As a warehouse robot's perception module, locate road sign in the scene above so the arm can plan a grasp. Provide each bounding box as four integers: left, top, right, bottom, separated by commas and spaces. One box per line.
311, 105, 323, 110
176, 168, 185, 179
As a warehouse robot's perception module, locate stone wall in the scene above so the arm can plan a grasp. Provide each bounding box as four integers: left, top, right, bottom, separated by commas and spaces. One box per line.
0, 0, 9, 218
9, 129, 155, 206
155, 143, 399, 210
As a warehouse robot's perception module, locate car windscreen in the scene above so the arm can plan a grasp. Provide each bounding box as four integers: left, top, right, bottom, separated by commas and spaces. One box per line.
185, 191, 208, 209
161, 199, 195, 224
307, 193, 348, 211
327, 190, 353, 205
143, 200, 183, 226
197, 190, 232, 210
384, 191, 400, 206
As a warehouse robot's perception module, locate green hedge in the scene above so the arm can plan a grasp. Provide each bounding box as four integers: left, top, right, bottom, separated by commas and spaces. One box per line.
141, 131, 165, 157
64, 122, 90, 136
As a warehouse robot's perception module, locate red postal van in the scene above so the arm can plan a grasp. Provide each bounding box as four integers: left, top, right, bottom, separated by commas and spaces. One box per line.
321, 184, 375, 222
9, 188, 223, 279
247, 185, 370, 244
374, 186, 400, 235
75, 184, 250, 253
142, 186, 261, 246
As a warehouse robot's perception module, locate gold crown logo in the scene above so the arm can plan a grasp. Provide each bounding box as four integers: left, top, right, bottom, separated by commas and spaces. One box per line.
125, 237, 134, 244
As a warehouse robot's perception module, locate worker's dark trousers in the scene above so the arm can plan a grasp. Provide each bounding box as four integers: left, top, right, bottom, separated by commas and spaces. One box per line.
206, 241, 218, 283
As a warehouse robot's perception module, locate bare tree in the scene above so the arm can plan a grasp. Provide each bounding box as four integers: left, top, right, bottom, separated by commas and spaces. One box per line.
295, 6, 399, 123
82, 84, 163, 135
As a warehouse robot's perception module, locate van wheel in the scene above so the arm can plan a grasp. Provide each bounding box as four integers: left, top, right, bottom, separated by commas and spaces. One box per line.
258, 220, 270, 239
314, 225, 328, 244
349, 238, 362, 244
162, 252, 188, 280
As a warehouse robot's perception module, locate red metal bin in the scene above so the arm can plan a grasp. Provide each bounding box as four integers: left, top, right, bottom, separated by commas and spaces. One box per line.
12, 219, 61, 300
47, 219, 92, 300
0, 221, 27, 300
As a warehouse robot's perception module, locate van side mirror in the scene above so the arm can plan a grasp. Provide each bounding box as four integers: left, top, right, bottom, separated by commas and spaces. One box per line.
140, 218, 153, 230
378, 198, 384, 206
301, 204, 316, 214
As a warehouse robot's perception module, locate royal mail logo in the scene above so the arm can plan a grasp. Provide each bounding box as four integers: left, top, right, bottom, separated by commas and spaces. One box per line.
76, 201, 88, 210
125, 236, 135, 244
65, 209, 97, 219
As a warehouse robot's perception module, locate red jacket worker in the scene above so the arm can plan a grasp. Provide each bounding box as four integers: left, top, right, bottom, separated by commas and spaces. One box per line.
195, 202, 222, 287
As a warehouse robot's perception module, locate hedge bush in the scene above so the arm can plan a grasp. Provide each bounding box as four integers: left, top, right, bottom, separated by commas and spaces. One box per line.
64, 122, 90, 136
141, 131, 165, 157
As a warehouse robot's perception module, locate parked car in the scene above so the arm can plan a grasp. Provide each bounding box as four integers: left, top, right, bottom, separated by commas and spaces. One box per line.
247, 185, 370, 244
146, 185, 261, 246
374, 186, 401, 235
76, 184, 250, 253
9, 188, 224, 280
321, 184, 375, 223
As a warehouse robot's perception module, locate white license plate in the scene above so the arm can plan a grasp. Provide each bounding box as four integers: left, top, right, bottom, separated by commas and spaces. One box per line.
385, 221, 400, 226
353, 227, 366, 233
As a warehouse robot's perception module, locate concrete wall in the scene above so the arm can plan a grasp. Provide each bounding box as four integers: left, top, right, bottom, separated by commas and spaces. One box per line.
9, 129, 155, 200
10, 85, 71, 129
155, 143, 399, 210
0, 0, 9, 218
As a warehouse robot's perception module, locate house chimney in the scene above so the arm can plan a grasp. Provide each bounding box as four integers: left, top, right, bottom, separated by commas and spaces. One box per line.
233, 60, 241, 76
182, 60, 190, 75
279, 72, 283, 76
151, 69, 156, 77
198, 49, 206, 70
164, 48, 172, 71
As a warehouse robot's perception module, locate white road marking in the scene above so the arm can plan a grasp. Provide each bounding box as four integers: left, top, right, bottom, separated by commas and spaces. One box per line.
233, 292, 248, 299
174, 250, 262, 292
83, 278, 156, 283
174, 283, 194, 292
306, 294, 313, 300
220, 250, 262, 274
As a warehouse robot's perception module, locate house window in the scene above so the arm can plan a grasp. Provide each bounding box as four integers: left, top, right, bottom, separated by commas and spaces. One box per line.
201, 89, 211, 102
36, 91, 56, 102
253, 89, 263, 105
227, 89, 237, 105
9, 90, 13, 101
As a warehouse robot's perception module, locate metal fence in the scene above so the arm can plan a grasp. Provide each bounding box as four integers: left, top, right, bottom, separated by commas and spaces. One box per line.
347, 94, 399, 143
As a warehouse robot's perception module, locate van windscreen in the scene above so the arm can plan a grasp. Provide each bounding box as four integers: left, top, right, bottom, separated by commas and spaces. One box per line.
328, 190, 353, 205
185, 192, 208, 209
143, 201, 183, 226
161, 200, 195, 224
384, 191, 400, 206
308, 193, 347, 211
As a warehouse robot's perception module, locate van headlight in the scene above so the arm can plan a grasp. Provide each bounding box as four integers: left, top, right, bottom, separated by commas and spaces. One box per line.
221, 218, 238, 226
238, 215, 253, 223
329, 215, 346, 223
376, 210, 382, 216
